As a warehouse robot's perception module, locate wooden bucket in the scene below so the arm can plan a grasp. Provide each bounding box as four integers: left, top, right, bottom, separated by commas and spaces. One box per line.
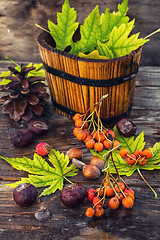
37, 32, 142, 124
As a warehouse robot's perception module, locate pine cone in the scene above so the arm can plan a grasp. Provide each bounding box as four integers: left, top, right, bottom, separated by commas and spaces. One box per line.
0, 64, 49, 122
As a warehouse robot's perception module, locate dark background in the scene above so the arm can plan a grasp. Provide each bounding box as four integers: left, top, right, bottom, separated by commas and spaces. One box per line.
0, 0, 160, 65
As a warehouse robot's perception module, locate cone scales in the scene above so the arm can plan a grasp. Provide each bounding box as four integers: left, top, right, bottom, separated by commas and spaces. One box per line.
38, 32, 142, 121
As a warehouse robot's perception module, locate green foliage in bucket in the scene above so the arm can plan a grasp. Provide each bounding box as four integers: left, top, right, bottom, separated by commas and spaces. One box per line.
36, 0, 160, 59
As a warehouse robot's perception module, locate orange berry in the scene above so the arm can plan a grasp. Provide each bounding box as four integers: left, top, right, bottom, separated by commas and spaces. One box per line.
85, 207, 95, 218
73, 113, 82, 122
122, 196, 134, 208
73, 127, 80, 136
92, 196, 102, 205
138, 157, 146, 166
85, 139, 95, 149
134, 150, 143, 158
105, 186, 114, 197
82, 121, 88, 129
96, 188, 104, 197
124, 188, 134, 196
113, 140, 120, 148
142, 149, 152, 159
76, 130, 87, 141
108, 130, 115, 139
125, 192, 135, 201
94, 205, 104, 217
109, 197, 120, 209
126, 154, 136, 165
115, 182, 125, 193
75, 119, 83, 128
103, 140, 112, 149
84, 135, 92, 143
115, 192, 124, 201
119, 148, 129, 158
94, 142, 103, 152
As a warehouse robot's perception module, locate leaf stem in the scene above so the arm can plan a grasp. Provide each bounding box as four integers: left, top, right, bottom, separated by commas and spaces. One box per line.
144, 28, 160, 39
63, 176, 74, 184
137, 168, 158, 198
35, 23, 50, 33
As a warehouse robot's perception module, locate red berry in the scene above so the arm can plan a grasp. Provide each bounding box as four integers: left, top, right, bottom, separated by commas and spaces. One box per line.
92, 196, 102, 205
36, 142, 52, 156
87, 188, 96, 201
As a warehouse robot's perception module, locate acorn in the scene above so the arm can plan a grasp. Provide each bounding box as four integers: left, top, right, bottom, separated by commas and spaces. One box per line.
66, 148, 83, 160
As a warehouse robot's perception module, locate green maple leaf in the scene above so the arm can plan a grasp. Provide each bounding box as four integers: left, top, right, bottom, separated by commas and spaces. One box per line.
0, 149, 78, 197
104, 20, 149, 58
70, 5, 101, 55
48, 0, 79, 51
100, 0, 129, 42
0, 61, 45, 85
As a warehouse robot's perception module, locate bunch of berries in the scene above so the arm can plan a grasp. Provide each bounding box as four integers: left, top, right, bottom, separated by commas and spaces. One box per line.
73, 112, 119, 152
119, 148, 152, 166
85, 177, 135, 218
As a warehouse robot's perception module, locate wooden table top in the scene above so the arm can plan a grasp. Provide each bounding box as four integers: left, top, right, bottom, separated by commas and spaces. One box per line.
0, 61, 160, 240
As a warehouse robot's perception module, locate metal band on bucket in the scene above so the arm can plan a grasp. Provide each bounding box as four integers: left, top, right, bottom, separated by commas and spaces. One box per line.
42, 60, 138, 87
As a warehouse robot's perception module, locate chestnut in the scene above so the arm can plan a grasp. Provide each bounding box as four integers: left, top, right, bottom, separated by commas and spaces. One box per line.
60, 183, 87, 207
90, 155, 104, 170
116, 118, 137, 137
10, 129, 34, 147
13, 183, 38, 207
66, 148, 83, 160
28, 120, 48, 135
83, 164, 101, 179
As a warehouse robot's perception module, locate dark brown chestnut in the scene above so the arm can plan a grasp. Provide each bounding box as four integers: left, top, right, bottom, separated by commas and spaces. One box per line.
10, 129, 34, 147
60, 183, 87, 207
13, 183, 38, 207
28, 120, 48, 135
116, 118, 137, 137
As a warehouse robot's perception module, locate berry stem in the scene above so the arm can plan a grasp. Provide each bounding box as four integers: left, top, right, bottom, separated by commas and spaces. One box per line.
137, 168, 158, 198
110, 153, 120, 180
144, 28, 160, 39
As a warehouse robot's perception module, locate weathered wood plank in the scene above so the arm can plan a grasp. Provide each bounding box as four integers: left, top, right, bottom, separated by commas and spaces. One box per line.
0, 63, 160, 240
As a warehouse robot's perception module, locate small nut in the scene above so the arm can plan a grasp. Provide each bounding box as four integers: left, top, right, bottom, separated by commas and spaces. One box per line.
66, 148, 83, 160
72, 158, 86, 169
90, 155, 104, 170
83, 164, 101, 179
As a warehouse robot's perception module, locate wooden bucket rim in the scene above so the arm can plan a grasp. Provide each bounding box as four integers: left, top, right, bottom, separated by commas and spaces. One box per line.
37, 31, 142, 63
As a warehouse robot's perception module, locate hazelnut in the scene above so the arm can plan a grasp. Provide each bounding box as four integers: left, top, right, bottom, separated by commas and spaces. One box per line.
83, 164, 101, 179
90, 155, 104, 170
66, 148, 83, 160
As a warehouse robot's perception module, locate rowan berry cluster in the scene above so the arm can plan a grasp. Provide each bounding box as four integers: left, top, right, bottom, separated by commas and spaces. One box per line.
85, 177, 135, 218
119, 148, 152, 166
73, 112, 119, 152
